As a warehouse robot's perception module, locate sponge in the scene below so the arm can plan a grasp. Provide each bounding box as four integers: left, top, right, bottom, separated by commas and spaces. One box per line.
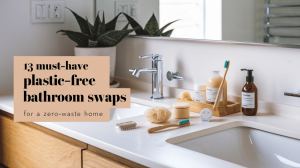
180, 91, 192, 101
145, 107, 172, 123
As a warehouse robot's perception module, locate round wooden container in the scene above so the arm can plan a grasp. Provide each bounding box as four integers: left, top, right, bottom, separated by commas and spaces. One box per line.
172, 102, 190, 119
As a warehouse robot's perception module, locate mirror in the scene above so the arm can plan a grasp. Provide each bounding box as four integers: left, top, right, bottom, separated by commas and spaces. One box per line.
96, 0, 300, 46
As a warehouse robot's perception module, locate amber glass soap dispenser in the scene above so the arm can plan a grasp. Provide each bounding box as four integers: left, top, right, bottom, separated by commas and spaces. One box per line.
241, 69, 258, 116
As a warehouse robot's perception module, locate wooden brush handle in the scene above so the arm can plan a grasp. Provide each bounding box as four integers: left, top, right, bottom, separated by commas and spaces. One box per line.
147, 123, 190, 133
213, 61, 230, 111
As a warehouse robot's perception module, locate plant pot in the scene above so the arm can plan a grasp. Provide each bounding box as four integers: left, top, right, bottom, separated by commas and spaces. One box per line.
74, 46, 116, 85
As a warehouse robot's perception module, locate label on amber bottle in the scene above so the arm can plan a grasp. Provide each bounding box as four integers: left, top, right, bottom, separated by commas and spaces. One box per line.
242, 92, 255, 108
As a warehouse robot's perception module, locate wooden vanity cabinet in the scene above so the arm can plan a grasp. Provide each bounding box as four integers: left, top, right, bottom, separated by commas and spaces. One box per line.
83, 145, 148, 168
83, 150, 130, 168
0, 114, 83, 168
0, 111, 148, 168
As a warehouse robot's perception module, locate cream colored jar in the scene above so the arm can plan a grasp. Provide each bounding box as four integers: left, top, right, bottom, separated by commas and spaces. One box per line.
194, 84, 206, 103
172, 102, 190, 119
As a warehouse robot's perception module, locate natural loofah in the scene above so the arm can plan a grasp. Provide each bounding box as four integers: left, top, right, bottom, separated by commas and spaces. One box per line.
180, 91, 192, 101
145, 107, 172, 123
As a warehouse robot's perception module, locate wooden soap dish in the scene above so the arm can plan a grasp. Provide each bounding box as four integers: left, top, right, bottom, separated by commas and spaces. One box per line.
177, 98, 241, 117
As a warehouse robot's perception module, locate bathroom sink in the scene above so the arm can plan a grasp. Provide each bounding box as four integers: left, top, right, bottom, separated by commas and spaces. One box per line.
110, 103, 150, 120
167, 126, 300, 168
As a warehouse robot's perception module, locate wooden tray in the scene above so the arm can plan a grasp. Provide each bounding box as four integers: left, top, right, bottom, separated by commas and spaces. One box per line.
177, 98, 241, 117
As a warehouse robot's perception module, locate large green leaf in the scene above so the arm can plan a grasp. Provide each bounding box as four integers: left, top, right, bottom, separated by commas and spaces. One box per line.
143, 28, 151, 36
122, 23, 130, 30
122, 13, 148, 35
154, 20, 179, 36
86, 17, 94, 39
57, 30, 89, 47
94, 11, 105, 37
66, 7, 93, 36
161, 29, 174, 37
102, 12, 105, 24
105, 13, 122, 31
93, 11, 101, 37
96, 21, 105, 38
145, 14, 159, 35
97, 26, 140, 47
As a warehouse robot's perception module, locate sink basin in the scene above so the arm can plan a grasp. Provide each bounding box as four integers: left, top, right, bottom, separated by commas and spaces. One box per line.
110, 103, 150, 120
167, 125, 300, 168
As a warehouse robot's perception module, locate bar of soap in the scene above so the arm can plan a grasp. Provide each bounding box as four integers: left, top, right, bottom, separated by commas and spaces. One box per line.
145, 107, 172, 123
180, 91, 192, 101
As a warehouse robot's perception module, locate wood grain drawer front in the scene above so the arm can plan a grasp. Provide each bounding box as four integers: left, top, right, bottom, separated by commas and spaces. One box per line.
83, 150, 130, 168
0, 115, 82, 168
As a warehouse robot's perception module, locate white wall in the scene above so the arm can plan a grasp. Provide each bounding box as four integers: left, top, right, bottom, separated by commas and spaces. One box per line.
0, 0, 94, 94
96, 0, 159, 30
116, 37, 300, 107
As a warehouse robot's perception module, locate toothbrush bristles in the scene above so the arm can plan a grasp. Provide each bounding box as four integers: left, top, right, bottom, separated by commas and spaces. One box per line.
224, 60, 229, 68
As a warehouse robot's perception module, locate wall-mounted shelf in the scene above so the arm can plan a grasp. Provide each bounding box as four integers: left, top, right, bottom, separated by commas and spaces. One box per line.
284, 91, 300, 98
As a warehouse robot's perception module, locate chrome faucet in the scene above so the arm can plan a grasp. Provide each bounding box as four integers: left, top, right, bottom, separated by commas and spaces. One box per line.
129, 54, 164, 99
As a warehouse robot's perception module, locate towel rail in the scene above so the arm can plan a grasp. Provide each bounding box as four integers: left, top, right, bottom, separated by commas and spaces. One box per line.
265, 25, 300, 28
267, 34, 300, 39
265, 14, 300, 18
264, 1, 300, 43
265, 4, 300, 8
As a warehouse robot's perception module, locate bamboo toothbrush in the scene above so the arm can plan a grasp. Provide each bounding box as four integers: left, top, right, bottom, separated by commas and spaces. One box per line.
147, 119, 190, 133
213, 60, 230, 111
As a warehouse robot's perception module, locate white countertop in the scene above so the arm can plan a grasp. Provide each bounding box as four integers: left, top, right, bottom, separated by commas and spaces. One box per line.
1, 90, 300, 168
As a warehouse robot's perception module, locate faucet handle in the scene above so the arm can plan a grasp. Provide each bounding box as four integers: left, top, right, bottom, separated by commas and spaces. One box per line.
167, 71, 183, 81
139, 54, 163, 60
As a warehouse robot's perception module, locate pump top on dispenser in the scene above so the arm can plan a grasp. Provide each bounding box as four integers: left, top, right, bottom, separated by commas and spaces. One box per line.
241, 69, 254, 82
241, 68, 258, 116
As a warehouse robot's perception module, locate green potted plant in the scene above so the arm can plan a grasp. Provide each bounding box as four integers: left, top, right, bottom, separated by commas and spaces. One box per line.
57, 8, 140, 84
123, 13, 179, 37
